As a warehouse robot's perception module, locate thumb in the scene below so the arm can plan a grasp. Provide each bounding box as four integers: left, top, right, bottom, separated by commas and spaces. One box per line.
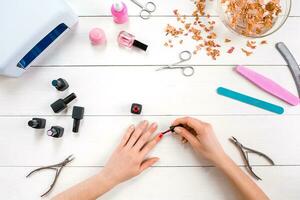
174, 127, 199, 147
140, 157, 159, 172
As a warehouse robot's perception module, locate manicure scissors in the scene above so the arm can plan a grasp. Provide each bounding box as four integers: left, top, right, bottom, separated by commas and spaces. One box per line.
130, 0, 156, 20
26, 155, 75, 197
156, 50, 195, 77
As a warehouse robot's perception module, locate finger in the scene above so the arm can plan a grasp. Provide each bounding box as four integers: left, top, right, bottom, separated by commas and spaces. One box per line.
134, 122, 158, 151
172, 117, 203, 127
140, 134, 162, 157
119, 124, 135, 147
126, 120, 149, 148
174, 127, 199, 147
181, 136, 188, 144
172, 117, 207, 134
140, 157, 159, 172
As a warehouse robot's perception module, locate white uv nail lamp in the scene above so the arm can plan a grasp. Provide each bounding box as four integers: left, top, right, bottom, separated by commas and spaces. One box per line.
0, 0, 78, 77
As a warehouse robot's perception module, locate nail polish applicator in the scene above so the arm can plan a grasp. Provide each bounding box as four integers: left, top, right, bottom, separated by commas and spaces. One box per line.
72, 106, 85, 133
52, 78, 69, 91
47, 126, 64, 138
161, 125, 184, 135
28, 118, 46, 129
51, 93, 77, 113
118, 31, 148, 51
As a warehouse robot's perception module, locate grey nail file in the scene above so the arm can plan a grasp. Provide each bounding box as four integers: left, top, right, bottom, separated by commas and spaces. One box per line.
276, 42, 300, 97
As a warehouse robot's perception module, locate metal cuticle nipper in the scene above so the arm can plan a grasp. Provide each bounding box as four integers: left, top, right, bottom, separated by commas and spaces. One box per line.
229, 137, 275, 180
26, 155, 75, 197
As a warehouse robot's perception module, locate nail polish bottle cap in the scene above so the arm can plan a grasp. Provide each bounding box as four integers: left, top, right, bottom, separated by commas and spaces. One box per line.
133, 40, 148, 51
28, 120, 38, 128
89, 28, 106, 45
52, 80, 58, 86
47, 128, 55, 136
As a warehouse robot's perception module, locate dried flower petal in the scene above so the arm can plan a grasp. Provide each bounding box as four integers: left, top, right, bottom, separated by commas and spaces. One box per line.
227, 47, 235, 54
241, 48, 253, 56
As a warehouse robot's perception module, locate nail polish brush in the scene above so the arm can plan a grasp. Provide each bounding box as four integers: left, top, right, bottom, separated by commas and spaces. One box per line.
118, 31, 148, 51
161, 125, 184, 135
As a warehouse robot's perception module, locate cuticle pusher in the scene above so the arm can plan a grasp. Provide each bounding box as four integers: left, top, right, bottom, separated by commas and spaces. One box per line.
276, 42, 300, 98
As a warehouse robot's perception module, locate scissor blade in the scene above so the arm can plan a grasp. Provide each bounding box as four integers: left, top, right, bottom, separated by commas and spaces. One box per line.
65, 154, 75, 163
156, 66, 168, 71
130, 0, 144, 8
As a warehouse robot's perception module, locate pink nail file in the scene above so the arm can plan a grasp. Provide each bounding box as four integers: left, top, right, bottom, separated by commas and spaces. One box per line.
235, 66, 300, 106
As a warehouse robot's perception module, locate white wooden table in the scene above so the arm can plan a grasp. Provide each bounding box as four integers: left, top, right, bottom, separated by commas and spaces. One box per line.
1, 0, 300, 199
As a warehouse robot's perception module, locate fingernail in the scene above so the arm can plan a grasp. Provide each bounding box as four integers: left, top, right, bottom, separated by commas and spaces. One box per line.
152, 122, 158, 128
128, 125, 134, 130
158, 133, 164, 140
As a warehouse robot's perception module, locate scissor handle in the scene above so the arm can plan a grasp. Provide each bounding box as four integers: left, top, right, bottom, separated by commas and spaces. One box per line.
140, 9, 151, 19
179, 50, 192, 61
139, 2, 156, 19
182, 66, 195, 77
145, 2, 156, 12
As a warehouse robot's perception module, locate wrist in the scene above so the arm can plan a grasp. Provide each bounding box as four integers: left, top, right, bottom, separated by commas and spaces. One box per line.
213, 152, 231, 168
96, 169, 120, 189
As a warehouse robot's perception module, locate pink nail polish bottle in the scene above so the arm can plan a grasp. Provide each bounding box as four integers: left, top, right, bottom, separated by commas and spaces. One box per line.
118, 31, 148, 51
111, 1, 128, 24
89, 28, 106, 45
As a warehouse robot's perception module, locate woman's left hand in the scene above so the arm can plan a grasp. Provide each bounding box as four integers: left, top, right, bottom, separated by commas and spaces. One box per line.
100, 120, 162, 186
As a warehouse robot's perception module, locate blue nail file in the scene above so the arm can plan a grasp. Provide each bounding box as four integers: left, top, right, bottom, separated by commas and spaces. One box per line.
217, 87, 284, 115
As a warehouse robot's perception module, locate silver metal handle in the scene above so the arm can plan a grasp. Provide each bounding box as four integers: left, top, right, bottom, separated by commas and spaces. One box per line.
144, 2, 156, 12
182, 67, 195, 77
130, 0, 144, 9
276, 42, 300, 97
140, 9, 151, 19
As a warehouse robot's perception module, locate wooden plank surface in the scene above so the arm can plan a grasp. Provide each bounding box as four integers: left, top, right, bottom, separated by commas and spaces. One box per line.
35, 17, 300, 66
0, 116, 299, 166
1, 0, 300, 199
66, 0, 300, 17
0, 66, 299, 115
2, 166, 300, 200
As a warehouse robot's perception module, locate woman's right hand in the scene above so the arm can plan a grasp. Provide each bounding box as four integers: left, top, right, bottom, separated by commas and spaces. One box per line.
172, 117, 228, 166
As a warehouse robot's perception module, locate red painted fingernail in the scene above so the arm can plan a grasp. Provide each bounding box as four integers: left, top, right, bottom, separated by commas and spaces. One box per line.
158, 133, 164, 139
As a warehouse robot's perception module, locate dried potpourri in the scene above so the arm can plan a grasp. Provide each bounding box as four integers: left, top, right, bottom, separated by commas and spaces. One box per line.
165, 0, 221, 60
164, 0, 269, 59
220, 0, 282, 37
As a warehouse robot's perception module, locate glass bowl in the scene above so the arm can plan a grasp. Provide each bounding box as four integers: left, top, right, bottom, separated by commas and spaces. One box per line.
217, 0, 292, 38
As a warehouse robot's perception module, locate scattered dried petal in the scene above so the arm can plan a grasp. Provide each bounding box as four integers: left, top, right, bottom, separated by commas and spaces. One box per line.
260, 40, 268, 45
247, 40, 257, 49
241, 48, 253, 56
227, 47, 235, 54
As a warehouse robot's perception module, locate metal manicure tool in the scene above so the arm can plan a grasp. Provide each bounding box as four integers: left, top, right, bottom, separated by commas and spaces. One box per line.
276, 42, 300, 98
130, 0, 156, 19
26, 155, 75, 197
229, 137, 274, 180
156, 50, 195, 77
